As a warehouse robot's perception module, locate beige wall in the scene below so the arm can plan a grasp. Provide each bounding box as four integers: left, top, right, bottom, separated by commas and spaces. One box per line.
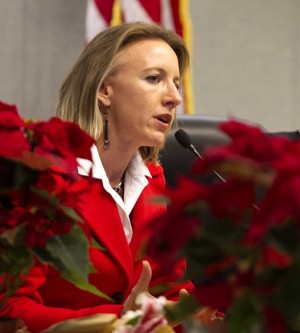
0, 0, 86, 120
1, 0, 300, 131
190, 0, 300, 131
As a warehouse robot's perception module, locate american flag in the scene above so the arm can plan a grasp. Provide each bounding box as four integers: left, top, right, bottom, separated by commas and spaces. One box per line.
85, 0, 193, 114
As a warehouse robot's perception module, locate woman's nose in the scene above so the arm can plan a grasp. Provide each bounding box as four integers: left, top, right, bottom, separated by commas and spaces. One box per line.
163, 83, 182, 107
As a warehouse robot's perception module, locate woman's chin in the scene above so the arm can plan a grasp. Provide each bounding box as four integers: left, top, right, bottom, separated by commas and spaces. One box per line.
140, 131, 167, 148
148, 136, 165, 147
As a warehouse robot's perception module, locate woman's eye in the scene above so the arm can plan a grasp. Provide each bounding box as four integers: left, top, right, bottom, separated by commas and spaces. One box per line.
146, 75, 161, 83
175, 82, 181, 91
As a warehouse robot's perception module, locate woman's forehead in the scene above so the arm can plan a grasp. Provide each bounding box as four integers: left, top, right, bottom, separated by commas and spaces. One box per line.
117, 39, 178, 66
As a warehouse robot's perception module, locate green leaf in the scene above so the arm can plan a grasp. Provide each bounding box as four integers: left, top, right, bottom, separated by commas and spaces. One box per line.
0, 157, 38, 190
148, 194, 170, 205
126, 315, 141, 326
60, 206, 83, 223
227, 293, 263, 333
149, 282, 173, 295
34, 226, 112, 301
164, 295, 199, 324
273, 263, 300, 323
30, 187, 83, 222
59, 268, 112, 301
46, 226, 89, 278
266, 219, 300, 255
91, 238, 107, 252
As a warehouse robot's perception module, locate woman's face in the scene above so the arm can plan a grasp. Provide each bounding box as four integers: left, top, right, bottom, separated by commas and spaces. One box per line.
98, 39, 182, 151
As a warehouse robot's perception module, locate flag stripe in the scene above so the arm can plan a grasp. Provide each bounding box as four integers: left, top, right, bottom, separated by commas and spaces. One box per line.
170, 0, 183, 36
180, 0, 194, 114
93, 0, 115, 24
161, 0, 175, 30
121, 0, 153, 23
139, 0, 161, 23
86, 0, 107, 43
111, 0, 122, 26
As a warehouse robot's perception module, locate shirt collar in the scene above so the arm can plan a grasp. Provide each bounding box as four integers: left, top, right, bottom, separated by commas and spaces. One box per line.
77, 144, 151, 181
77, 145, 152, 244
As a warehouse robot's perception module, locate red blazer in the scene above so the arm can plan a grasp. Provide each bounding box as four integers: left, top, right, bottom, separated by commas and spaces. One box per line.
0, 162, 193, 333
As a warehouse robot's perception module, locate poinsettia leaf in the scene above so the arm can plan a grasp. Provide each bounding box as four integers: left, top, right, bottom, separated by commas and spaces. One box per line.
59, 268, 112, 301
34, 226, 111, 301
91, 238, 107, 252
164, 295, 199, 324
273, 264, 300, 323
34, 225, 89, 278
227, 292, 263, 333
184, 259, 206, 284
193, 221, 247, 259
12, 150, 53, 171
0, 240, 33, 276
126, 315, 141, 326
30, 187, 83, 222
0, 230, 34, 303
0, 157, 38, 190
149, 194, 170, 205
33, 247, 53, 263
149, 282, 173, 295
49, 228, 89, 278
184, 239, 224, 263
266, 219, 299, 255
30, 186, 60, 205
60, 206, 83, 223
255, 266, 281, 286
291, 314, 300, 332
88, 262, 97, 274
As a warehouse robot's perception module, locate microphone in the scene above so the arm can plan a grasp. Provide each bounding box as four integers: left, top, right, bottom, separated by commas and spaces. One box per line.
174, 129, 226, 182
175, 129, 203, 159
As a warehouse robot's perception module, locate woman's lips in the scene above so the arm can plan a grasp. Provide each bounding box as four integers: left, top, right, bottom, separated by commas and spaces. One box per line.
154, 114, 172, 126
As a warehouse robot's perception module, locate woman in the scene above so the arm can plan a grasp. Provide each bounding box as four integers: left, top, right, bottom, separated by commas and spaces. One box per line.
0, 22, 194, 332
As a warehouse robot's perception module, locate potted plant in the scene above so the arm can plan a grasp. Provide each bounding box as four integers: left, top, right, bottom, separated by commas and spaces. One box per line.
145, 120, 300, 333
0, 101, 111, 331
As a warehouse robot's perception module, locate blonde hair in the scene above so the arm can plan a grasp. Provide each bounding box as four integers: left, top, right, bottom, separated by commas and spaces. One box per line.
56, 22, 189, 163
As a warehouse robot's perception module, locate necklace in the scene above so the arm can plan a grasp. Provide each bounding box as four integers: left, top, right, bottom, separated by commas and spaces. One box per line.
112, 180, 124, 194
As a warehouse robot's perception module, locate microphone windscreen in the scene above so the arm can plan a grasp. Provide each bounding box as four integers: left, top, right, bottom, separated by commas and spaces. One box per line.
175, 129, 191, 149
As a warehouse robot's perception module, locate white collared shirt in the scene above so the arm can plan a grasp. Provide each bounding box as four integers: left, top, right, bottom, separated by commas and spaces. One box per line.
77, 145, 151, 243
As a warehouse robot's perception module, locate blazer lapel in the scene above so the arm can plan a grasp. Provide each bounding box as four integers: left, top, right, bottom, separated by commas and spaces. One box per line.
78, 181, 133, 285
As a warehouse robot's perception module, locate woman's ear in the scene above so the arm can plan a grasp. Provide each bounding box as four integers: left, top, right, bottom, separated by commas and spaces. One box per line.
97, 81, 112, 107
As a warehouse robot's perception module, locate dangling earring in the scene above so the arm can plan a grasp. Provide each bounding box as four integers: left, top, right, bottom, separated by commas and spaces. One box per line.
103, 109, 109, 149
99, 101, 110, 149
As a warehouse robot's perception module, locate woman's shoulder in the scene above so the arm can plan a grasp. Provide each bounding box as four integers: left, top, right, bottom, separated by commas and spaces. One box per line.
146, 162, 164, 177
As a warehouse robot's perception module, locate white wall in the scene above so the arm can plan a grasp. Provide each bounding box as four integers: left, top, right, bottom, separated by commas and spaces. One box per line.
190, 0, 300, 131
1, 0, 300, 131
0, 0, 86, 120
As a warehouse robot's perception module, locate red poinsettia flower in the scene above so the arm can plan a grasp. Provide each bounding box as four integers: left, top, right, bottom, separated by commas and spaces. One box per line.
0, 101, 107, 303
258, 245, 292, 269
0, 101, 30, 158
0, 207, 27, 234
24, 211, 72, 248
194, 281, 233, 309
165, 176, 210, 215
273, 140, 300, 173
207, 178, 255, 220
246, 176, 297, 243
35, 167, 91, 210
146, 119, 300, 332
30, 118, 94, 176
219, 120, 291, 163
144, 177, 208, 274
145, 213, 199, 276
263, 305, 288, 333
204, 256, 236, 279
